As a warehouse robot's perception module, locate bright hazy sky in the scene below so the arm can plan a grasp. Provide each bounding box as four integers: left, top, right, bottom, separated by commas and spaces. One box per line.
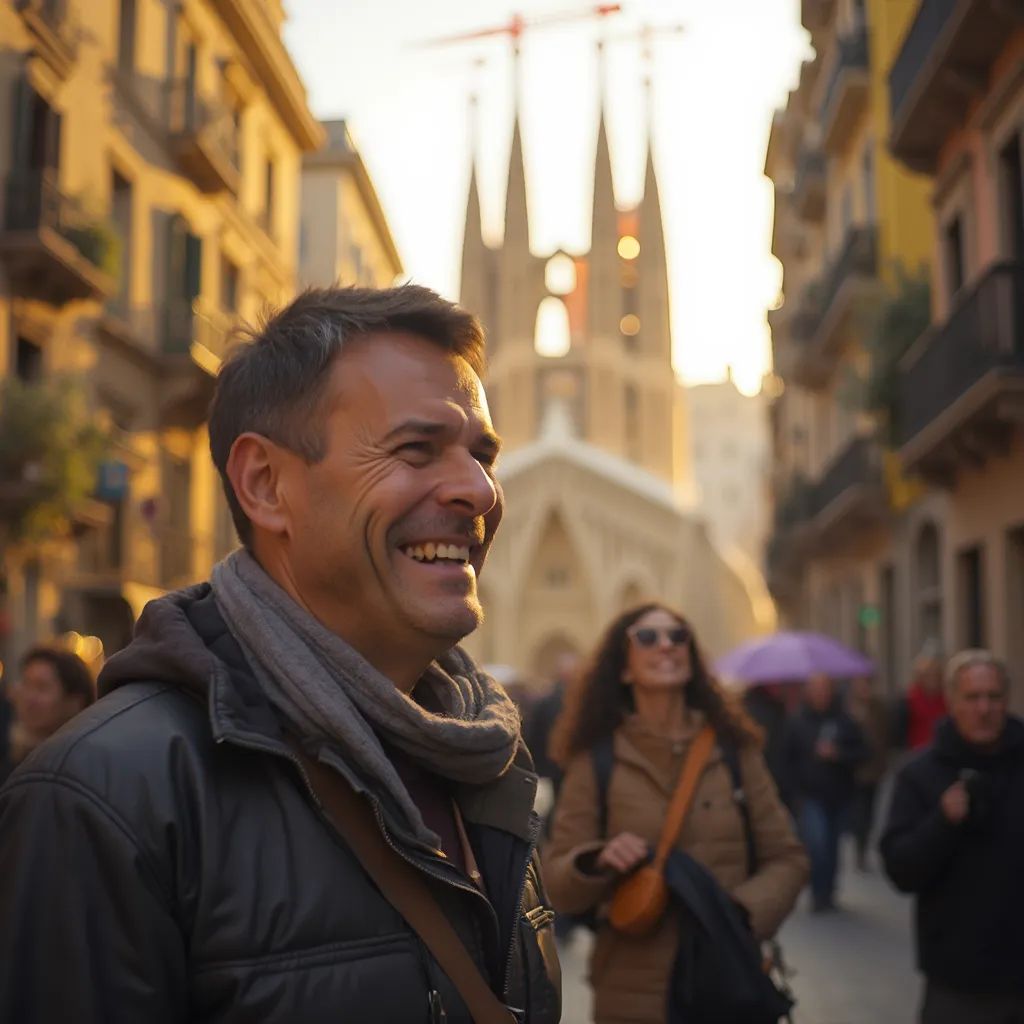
284, 1, 810, 394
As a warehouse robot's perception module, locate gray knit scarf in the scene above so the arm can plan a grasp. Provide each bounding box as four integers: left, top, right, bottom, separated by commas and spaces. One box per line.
210, 549, 521, 847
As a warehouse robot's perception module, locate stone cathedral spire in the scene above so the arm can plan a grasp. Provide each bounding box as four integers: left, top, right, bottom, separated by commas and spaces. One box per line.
587, 108, 619, 347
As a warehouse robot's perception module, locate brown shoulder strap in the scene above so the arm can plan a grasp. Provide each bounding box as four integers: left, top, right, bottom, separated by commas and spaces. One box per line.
652, 724, 716, 870
292, 748, 515, 1024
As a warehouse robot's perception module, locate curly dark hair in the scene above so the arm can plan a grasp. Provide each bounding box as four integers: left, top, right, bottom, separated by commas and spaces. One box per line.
550, 603, 761, 764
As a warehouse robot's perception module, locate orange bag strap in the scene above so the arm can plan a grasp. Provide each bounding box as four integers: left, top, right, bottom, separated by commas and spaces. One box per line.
652, 725, 717, 870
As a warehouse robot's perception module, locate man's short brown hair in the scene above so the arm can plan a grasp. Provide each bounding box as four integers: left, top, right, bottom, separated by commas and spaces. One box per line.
208, 285, 486, 548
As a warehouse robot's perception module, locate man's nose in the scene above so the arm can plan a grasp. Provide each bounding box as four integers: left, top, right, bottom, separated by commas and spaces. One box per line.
436, 450, 499, 516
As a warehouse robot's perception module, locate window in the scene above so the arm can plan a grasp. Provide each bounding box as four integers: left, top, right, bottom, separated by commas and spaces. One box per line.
10, 80, 61, 176
1007, 526, 1024, 707
118, 0, 137, 71
944, 215, 966, 297
15, 336, 43, 382
957, 545, 985, 649
999, 133, 1023, 259
915, 521, 943, 653
220, 253, 239, 312
263, 156, 276, 237
862, 146, 875, 221
111, 171, 132, 308
840, 183, 854, 235
879, 564, 897, 698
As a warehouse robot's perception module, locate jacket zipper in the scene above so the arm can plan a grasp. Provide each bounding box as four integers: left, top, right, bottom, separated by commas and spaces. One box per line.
497, 811, 540, 995
215, 730, 533, 1001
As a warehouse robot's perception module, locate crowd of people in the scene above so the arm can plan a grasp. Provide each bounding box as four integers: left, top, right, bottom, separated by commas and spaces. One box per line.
0, 284, 1021, 1024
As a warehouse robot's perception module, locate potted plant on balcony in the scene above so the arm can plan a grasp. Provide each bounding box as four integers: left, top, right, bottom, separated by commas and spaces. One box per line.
861, 266, 931, 444
63, 216, 122, 281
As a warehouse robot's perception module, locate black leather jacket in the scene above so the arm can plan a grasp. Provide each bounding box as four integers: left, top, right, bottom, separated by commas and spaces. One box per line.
0, 587, 561, 1023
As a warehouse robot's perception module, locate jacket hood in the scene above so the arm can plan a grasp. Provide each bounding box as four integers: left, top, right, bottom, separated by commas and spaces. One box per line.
933, 714, 1024, 763
98, 584, 219, 699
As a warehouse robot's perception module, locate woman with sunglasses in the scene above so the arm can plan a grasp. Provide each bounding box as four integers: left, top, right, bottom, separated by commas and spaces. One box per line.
543, 604, 808, 1024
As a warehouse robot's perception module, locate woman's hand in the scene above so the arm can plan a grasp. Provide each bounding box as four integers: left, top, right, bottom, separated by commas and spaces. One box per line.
596, 832, 649, 875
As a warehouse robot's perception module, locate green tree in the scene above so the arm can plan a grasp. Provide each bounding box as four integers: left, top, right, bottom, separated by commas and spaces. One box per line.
0, 376, 108, 659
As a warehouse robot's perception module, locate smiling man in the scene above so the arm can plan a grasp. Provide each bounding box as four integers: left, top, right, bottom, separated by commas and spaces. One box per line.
0, 286, 561, 1024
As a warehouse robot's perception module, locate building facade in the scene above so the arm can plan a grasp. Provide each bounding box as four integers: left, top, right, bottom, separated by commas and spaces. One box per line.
0, 0, 322, 664
687, 372, 772, 572
459, 110, 766, 680
766, 0, 1024, 708
299, 119, 403, 289
887, 2, 1024, 703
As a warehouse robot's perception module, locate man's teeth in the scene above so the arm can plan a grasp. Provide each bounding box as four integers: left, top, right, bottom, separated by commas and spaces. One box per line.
403, 542, 472, 564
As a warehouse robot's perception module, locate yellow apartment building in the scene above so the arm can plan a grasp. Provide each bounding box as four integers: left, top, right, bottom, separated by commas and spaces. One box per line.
0, 0, 322, 664
886, 2, 1024, 705
765, 0, 934, 696
300, 120, 403, 289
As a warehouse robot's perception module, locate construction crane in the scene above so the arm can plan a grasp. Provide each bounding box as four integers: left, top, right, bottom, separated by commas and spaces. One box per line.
419, 5, 624, 55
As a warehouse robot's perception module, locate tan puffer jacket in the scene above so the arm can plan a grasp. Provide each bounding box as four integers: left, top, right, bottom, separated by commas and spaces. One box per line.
543, 713, 808, 1024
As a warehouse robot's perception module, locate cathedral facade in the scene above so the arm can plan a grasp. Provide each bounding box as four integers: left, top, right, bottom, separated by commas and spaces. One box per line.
460, 112, 768, 680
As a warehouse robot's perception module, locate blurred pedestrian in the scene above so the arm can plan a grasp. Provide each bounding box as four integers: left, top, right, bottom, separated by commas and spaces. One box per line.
881, 650, 1024, 1024
743, 683, 790, 804
900, 648, 947, 751
1, 645, 93, 783
543, 603, 807, 1023
523, 651, 582, 794
846, 675, 889, 870
783, 674, 867, 911
0, 286, 560, 1023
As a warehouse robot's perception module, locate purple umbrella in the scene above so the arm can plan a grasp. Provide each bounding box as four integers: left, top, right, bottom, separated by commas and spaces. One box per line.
715, 631, 875, 685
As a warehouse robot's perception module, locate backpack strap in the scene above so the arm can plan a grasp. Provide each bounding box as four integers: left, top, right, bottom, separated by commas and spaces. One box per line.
721, 741, 757, 878
590, 736, 615, 838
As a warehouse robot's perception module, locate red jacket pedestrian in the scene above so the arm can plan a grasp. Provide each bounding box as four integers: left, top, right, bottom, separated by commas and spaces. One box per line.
905, 655, 947, 750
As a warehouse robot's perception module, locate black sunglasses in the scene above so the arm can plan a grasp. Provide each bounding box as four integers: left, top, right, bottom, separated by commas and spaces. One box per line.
628, 625, 691, 649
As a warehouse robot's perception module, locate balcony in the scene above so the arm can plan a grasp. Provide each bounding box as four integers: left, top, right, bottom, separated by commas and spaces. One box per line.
0, 172, 119, 305
820, 25, 870, 152
792, 147, 826, 221
897, 261, 1024, 483
766, 476, 814, 604
807, 435, 888, 549
157, 300, 234, 427
790, 225, 879, 388
16, 0, 78, 80
166, 81, 240, 194
889, 0, 1021, 173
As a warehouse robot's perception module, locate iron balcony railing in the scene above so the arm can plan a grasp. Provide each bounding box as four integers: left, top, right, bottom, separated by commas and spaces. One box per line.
15, 0, 77, 51
794, 148, 826, 213
889, 0, 953, 129
795, 225, 878, 345
820, 24, 869, 124
897, 261, 1024, 447
166, 79, 240, 174
809, 436, 881, 519
3, 171, 119, 277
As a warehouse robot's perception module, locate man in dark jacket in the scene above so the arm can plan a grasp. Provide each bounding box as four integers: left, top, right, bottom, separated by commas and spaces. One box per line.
783, 674, 866, 911
0, 287, 561, 1024
881, 649, 1024, 1024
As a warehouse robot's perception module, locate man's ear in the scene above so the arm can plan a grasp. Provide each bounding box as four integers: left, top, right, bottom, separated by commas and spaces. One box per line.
226, 432, 295, 539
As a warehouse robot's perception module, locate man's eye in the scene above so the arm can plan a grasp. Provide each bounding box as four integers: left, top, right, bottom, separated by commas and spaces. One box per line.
397, 441, 432, 458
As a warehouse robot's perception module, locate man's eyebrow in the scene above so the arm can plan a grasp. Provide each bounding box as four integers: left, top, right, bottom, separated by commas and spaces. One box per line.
382, 419, 450, 443
383, 418, 502, 454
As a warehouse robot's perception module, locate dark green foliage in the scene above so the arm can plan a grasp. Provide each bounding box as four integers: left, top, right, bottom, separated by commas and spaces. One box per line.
0, 376, 108, 546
